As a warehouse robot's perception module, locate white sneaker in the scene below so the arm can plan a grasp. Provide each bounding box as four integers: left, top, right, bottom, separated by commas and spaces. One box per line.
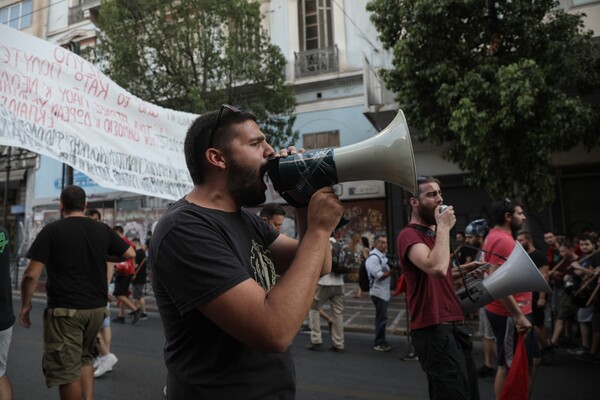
92, 357, 101, 370
94, 353, 118, 378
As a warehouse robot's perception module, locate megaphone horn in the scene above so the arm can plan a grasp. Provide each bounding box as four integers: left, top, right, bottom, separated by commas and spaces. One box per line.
267, 110, 418, 207
456, 241, 552, 314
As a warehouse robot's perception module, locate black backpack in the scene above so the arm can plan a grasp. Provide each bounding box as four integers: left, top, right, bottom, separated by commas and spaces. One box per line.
331, 241, 353, 275
358, 253, 380, 291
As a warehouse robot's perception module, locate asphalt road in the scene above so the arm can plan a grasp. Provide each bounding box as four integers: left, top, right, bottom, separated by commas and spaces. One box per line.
6, 297, 599, 399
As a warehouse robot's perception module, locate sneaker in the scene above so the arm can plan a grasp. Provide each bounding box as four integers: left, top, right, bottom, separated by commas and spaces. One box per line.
541, 345, 557, 365
94, 353, 118, 378
139, 313, 148, 320
92, 357, 101, 369
306, 342, 322, 351
112, 316, 125, 324
329, 346, 344, 353
399, 351, 418, 361
163, 386, 167, 398
131, 308, 143, 324
576, 351, 600, 364
373, 344, 392, 352
567, 346, 588, 356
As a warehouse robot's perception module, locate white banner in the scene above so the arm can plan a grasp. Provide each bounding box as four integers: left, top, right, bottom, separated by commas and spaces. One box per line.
0, 24, 197, 200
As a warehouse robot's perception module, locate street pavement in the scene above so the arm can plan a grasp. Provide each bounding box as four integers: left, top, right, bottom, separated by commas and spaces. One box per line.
7, 283, 599, 399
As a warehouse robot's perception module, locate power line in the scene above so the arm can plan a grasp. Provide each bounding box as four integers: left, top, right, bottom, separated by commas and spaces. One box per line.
2, 0, 67, 27
332, 0, 379, 52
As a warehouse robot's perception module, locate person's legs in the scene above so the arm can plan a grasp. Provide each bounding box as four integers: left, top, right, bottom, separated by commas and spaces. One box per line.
371, 296, 389, 347
412, 325, 472, 400
308, 286, 325, 348
329, 286, 344, 349
0, 326, 13, 400
80, 365, 94, 400
0, 375, 12, 400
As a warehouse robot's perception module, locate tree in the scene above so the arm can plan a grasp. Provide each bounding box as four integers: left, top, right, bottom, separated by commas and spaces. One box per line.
96, 0, 297, 148
367, 0, 600, 207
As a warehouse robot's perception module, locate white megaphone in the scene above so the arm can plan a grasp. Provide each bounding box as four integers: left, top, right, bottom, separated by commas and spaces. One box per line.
456, 241, 552, 313
267, 110, 417, 207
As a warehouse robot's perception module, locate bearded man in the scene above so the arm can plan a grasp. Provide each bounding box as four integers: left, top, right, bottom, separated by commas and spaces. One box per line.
397, 176, 482, 400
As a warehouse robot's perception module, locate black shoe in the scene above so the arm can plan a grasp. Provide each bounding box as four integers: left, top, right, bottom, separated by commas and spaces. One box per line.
131, 308, 143, 324
139, 313, 148, 320
306, 342, 321, 351
112, 316, 125, 324
329, 346, 344, 353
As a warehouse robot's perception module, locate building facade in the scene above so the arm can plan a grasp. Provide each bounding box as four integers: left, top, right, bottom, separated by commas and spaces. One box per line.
1, 0, 599, 259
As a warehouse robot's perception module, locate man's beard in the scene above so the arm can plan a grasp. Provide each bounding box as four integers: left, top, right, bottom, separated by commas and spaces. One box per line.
417, 203, 437, 226
509, 219, 522, 233
226, 158, 266, 207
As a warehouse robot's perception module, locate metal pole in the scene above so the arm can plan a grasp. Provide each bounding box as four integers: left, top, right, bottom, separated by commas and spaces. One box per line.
63, 41, 80, 187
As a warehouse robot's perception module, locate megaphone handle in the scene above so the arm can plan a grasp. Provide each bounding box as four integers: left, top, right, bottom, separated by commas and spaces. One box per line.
335, 216, 350, 230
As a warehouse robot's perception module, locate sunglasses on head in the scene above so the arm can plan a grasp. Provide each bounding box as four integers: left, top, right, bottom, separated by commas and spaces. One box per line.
208, 104, 241, 148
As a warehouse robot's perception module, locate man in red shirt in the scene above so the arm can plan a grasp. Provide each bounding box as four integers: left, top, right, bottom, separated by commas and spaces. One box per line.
397, 176, 482, 400
483, 198, 535, 399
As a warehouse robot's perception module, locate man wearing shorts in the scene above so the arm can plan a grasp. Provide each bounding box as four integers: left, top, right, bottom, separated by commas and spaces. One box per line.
131, 238, 148, 320
483, 199, 536, 399
112, 226, 142, 324
19, 185, 135, 399
0, 226, 14, 400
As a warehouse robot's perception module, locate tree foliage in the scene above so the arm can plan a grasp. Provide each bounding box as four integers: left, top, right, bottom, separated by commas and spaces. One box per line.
367, 0, 600, 207
96, 0, 297, 148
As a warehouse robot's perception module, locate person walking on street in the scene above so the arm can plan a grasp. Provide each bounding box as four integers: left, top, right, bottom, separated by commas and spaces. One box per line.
396, 176, 482, 400
0, 226, 14, 400
19, 185, 135, 400
307, 238, 345, 352
131, 238, 148, 320
84, 208, 119, 379
150, 104, 344, 399
112, 226, 143, 324
483, 198, 536, 399
366, 234, 397, 352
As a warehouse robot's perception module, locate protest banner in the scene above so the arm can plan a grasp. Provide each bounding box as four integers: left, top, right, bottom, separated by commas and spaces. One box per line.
0, 24, 197, 200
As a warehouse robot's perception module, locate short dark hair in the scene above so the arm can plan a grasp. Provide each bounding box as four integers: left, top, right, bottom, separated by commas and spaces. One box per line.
374, 234, 387, 244
60, 185, 86, 212
84, 208, 101, 220
260, 203, 286, 219
113, 225, 124, 234
412, 176, 441, 198
489, 198, 523, 226
517, 231, 532, 242
184, 107, 257, 185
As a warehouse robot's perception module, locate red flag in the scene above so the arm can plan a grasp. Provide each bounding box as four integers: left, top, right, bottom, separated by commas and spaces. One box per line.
499, 333, 529, 400
392, 275, 406, 296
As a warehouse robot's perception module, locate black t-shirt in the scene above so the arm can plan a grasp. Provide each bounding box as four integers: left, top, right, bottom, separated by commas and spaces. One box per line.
150, 199, 294, 399
132, 249, 147, 284
0, 227, 14, 330
529, 248, 546, 302
27, 216, 130, 309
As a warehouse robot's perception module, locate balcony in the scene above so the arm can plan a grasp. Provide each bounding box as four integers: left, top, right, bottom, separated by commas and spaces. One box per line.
68, 0, 102, 25
294, 45, 339, 78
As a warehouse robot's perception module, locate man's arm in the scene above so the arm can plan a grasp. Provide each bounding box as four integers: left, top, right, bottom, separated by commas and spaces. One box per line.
488, 262, 532, 333
106, 246, 136, 263
19, 260, 45, 328
197, 187, 343, 353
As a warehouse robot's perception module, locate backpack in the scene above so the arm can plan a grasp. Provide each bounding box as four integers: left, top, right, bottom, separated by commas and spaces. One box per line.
358, 253, 380, 291
331, 241, 353, 275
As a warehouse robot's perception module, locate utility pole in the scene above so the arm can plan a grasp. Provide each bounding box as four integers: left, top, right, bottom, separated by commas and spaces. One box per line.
3, 147, 11, 228
61, 41, 81, 189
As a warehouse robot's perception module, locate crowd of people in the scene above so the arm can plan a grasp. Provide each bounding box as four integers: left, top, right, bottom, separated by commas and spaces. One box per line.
0, 103, 598, 400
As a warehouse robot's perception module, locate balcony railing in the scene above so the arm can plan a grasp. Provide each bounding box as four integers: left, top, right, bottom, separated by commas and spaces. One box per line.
294, 45, 339, 78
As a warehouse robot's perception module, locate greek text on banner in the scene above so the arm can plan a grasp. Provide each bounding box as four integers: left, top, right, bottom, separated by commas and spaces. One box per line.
0, 24, 197, 201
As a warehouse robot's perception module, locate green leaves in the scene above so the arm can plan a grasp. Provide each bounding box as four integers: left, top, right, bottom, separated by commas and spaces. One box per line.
367, 0, 600, 207
96, 0, 297, 147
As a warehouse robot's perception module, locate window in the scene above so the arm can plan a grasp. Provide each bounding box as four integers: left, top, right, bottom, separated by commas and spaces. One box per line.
302, 130, 340, 150
0, 0, 33, 30
298, 0, 333, 51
